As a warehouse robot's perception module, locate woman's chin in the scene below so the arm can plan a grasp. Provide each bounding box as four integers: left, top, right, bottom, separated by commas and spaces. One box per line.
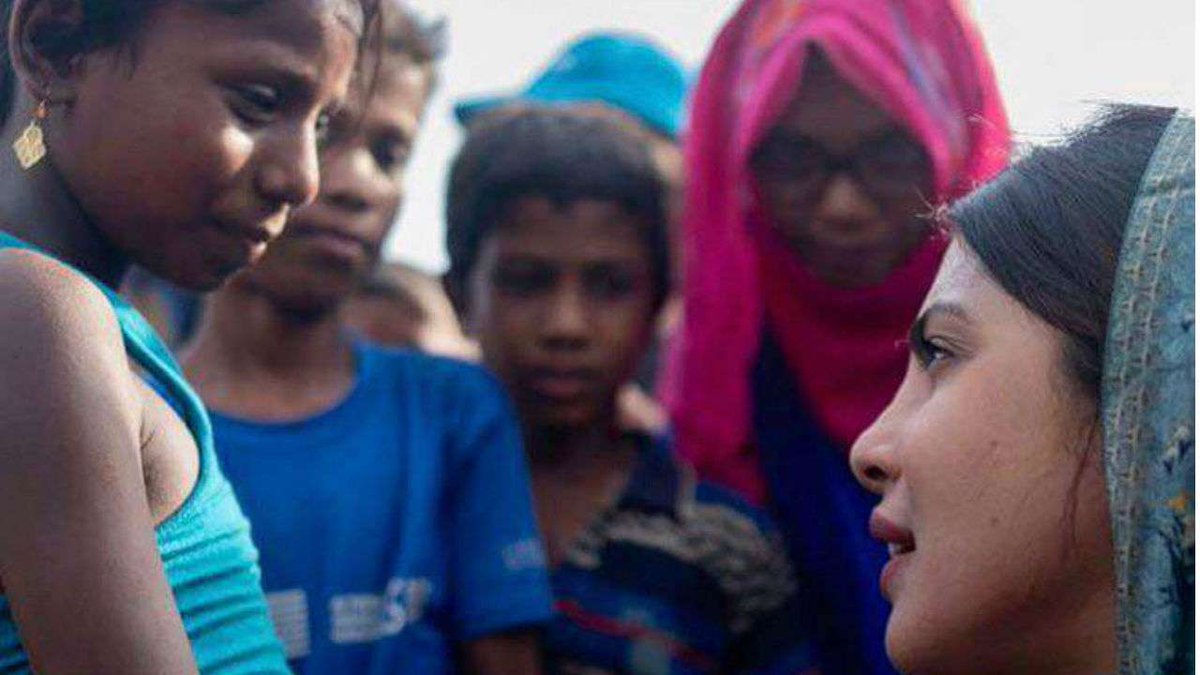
883, 619, 914, 674
883, 597, 942, 675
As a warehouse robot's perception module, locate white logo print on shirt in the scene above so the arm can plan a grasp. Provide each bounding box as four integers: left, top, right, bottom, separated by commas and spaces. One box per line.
331, 577, 434, 644
266, 578, 434, 657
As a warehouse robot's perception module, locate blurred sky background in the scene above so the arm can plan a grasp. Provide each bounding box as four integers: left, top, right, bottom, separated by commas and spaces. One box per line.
387, 0, 1196, 272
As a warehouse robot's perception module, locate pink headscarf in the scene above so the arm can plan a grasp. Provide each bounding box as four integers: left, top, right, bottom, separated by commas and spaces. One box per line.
662, 0, 1010, 502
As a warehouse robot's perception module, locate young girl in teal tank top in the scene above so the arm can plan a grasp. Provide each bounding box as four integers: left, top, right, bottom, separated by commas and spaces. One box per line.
0, 0, 375, 671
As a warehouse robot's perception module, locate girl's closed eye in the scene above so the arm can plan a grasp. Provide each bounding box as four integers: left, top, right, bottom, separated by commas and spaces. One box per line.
228, 81, 338, 133
228, 83, 282, 126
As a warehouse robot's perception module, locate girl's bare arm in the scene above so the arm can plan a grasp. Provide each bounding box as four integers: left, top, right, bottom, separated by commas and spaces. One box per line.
0, 253, 197, 674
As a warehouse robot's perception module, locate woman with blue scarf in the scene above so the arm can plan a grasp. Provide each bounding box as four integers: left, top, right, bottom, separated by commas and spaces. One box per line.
851, 105, 1193, 674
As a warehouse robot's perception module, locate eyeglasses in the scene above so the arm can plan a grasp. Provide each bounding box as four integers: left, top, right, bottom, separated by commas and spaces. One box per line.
750, 130, 933, 207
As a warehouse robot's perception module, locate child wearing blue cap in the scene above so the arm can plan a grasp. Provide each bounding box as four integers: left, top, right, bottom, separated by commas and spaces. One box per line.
456, 30, 688, 227
455, 31, 690, 434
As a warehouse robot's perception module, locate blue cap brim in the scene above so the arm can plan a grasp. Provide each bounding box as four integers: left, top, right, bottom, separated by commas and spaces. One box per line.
453, 95, 517, 127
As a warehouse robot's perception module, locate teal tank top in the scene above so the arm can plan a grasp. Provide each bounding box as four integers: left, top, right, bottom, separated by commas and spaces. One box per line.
0, 232, 288, 673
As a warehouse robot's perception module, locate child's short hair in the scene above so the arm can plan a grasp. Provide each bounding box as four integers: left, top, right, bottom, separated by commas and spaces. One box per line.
379, 0, 445, 64
445, 107, 670, 312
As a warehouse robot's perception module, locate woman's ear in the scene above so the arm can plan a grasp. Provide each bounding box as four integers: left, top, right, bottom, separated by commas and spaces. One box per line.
8, 0, 87, 105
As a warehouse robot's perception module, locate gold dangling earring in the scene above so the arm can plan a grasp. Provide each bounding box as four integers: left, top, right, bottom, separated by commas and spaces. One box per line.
13, 99, 48, 170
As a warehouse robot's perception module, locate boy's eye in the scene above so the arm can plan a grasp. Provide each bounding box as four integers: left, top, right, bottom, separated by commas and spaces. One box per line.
318, 110, 355, 150
494, 265, 553, 296
372, 139, 411, 175
229, 84, 281, 125
315, 112, 333, 143
585, 267, 639, 299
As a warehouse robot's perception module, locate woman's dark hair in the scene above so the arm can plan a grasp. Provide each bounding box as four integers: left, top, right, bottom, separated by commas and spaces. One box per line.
949, 104, 1176, 401
445, 107, 670, 313
0, 0, 381, 125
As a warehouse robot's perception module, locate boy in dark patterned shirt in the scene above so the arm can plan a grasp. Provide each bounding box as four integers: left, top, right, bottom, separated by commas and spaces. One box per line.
446, 107, 820, 675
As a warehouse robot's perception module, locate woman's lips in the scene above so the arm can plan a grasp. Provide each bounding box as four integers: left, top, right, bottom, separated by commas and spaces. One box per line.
869, 511, 916, 549
879, 552, 912, 601
870, 510, 917, 601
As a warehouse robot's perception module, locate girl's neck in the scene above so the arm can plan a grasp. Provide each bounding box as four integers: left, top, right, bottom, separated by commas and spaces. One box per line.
181, 284, 357, 421
0, 100, 126, 287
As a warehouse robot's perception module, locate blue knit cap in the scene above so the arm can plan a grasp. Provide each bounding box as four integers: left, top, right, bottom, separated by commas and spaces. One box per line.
453, 31, 690, 139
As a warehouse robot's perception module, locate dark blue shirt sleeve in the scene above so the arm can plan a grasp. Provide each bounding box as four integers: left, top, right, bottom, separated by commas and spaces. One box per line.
444, 365, 555, 640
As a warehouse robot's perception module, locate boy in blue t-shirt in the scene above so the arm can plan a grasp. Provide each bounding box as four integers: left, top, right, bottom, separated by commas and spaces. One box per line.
179, 5, 552, 674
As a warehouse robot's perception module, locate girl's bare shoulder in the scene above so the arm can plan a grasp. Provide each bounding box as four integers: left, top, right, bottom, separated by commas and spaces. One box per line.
0, 248, 125, 361
0, 247, 139, 439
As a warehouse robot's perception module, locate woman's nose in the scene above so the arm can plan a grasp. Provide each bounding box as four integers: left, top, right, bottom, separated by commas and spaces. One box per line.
850, 399, 903, 495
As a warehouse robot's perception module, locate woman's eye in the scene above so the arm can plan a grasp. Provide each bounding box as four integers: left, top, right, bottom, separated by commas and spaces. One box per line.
230, 84, 281, 125
913, 333, 954, 370
751, 134, 824, 177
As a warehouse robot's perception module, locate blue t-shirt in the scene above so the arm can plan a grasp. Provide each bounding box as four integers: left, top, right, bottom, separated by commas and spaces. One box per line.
211, 344, 554, 674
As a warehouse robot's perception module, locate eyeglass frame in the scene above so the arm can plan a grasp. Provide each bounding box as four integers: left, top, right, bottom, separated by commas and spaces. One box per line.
748, 129, 934, 211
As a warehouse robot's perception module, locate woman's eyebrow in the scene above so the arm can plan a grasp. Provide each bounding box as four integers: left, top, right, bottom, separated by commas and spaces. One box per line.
923, 302, 972, 323
909, 301, 972, 346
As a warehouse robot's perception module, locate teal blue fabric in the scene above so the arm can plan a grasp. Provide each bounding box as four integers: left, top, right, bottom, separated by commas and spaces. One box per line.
1102, 113, 1195, 675
0, 231, 288, 673
453, 32, 691, 139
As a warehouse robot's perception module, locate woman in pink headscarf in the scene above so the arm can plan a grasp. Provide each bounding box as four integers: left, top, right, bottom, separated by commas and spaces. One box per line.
662, 0, 1009, 672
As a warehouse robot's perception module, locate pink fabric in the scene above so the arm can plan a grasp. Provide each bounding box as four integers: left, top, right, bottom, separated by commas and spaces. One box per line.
759, 228, 945, 451
662, 0, 1010, 502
